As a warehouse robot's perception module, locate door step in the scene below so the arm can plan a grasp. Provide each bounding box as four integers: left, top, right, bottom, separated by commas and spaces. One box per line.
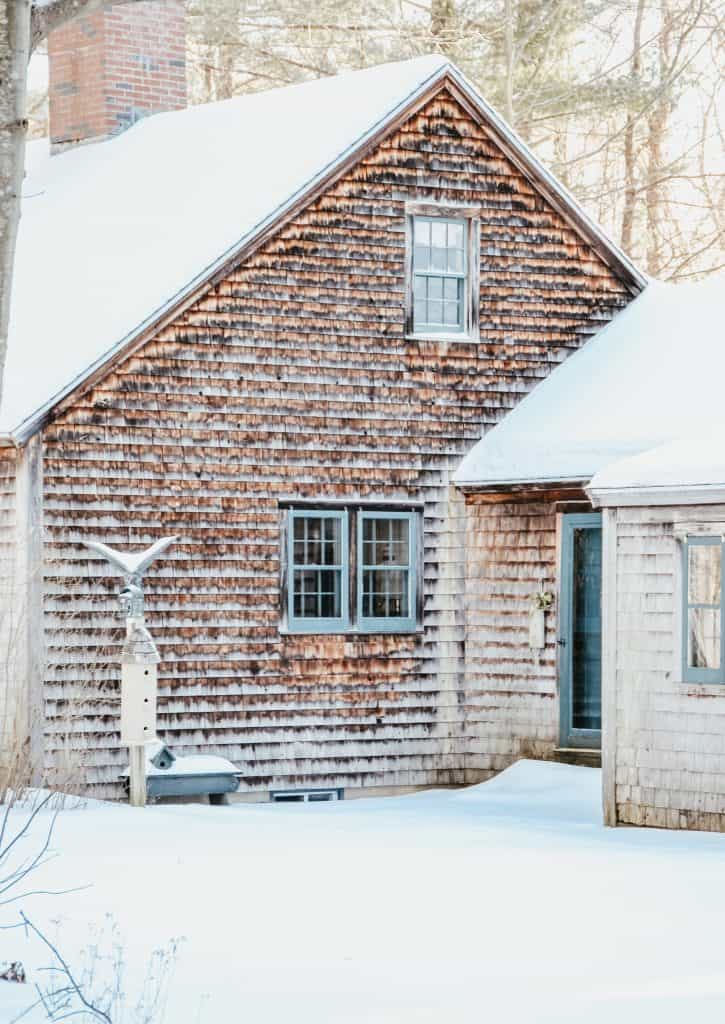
550, 747, 601, 768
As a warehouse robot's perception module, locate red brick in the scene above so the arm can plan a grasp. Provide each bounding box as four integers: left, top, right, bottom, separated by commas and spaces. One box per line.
48, 0, 186, 148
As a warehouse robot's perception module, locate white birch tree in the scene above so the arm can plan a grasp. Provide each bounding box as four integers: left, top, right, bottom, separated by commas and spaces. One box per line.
0, 0, 158, 407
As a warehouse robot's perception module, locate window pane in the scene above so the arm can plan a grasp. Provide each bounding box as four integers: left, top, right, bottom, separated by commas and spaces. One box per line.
431, 247, 446, 270
428, 277, 443, 299
362, 568, 409, 618
414, 219, 430, 244
389, 519, 409, 563
414, 300, 427, 325
413, 245, 430, 270
427, 300, 443, 324
444, 301, 460, 326
363, 518, 410, 566
305, 518, 322, 565
293, 567, 341, 618
413, 275, 427, 299
447, 221, 464, 248
689, 607, 720, 669
293, 516, 341, 567
447, 249, 464, 273
688, 544, 721, 604
431, 221, 447, 247
443, 278, 458, 299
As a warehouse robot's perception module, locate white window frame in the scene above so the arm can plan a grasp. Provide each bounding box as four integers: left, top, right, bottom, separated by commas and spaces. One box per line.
405, 202, 480, 342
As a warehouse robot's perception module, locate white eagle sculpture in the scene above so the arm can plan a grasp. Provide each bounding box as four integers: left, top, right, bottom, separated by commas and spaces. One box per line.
85, 536, 179, 663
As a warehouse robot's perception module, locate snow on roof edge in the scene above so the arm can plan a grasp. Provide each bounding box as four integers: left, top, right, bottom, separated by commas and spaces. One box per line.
8, 59, 453, 444
452, 282, 664, 490
6, 57, 646, 444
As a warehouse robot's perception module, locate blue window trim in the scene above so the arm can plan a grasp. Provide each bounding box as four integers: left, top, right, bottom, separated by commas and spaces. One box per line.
682, 535, 725, 684
357, 510, 417, 634
287, 509, 349, 634
411, 215, 468, 336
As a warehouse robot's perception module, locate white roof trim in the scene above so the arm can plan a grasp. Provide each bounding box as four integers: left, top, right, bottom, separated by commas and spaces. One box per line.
456, 474, 588, 492
8, 60, 646, 445
588, 483, 725, 509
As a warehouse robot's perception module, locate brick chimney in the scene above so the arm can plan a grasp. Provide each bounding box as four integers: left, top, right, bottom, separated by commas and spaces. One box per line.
48, 0, 186, 150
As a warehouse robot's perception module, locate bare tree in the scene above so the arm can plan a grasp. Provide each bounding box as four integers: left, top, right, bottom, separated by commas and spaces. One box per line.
184, 0, 723, 280
621, 0, 646, 255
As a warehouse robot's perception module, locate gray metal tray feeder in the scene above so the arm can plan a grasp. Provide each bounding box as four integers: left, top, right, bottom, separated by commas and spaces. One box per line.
122, 743, 242, 804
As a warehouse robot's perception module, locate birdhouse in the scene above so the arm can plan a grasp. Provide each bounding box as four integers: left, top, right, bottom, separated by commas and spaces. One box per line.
150, 744, 176, 771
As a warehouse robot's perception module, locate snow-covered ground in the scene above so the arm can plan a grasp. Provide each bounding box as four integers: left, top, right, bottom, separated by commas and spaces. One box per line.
2, 760, 725, 1023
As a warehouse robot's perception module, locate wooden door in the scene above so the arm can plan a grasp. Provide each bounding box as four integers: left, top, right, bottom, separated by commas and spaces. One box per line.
559, 514, 602, 749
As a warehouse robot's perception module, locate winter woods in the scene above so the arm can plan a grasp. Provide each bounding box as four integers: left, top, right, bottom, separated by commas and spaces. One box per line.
184, 0, 723, 282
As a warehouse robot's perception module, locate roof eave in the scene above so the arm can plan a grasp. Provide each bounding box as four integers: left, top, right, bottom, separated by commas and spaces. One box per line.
588, 482, 725, 508
455, 474, 589, 495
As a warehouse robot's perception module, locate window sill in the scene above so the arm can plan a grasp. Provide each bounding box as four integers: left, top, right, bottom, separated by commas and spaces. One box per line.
279, 625, 424, 638
405, 332, 477, 344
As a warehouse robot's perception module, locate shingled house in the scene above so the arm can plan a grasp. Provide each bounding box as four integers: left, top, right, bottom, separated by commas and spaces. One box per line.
457, 277, 725, 832
0, 5, 646, 801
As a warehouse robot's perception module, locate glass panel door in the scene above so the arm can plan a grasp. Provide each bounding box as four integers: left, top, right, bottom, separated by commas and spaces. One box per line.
559, 514, 602, 748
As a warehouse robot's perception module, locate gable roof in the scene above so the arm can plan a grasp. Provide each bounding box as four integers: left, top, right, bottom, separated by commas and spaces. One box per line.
2, 55, 645, 443
454, 275, 725, 490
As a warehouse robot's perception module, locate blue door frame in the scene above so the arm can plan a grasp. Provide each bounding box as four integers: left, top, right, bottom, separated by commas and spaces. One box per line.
559, 513, 602, 749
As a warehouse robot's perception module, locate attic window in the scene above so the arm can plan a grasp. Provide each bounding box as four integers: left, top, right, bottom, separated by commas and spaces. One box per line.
412, 217, 466, 332
406, 207, 479, 340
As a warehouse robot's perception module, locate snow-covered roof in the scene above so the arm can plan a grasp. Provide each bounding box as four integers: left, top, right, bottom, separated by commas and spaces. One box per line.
2, 55, 643, 441
454, 276, 725, 491
588, 436, 725, 506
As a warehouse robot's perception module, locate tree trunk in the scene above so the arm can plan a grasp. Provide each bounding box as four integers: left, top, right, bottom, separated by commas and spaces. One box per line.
620, 0, 645, 255
0, 0, 31, 405
430, 0, 455, 56
503, 0, 515, 126
645, 0, 674, 276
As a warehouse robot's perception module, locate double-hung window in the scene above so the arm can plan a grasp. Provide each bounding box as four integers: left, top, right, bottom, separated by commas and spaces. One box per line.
289, 510, 349, 632
412, 216, 467, 334
358, 512, 416, 633
682, 536, 725, 683
406, 206, 479, 340
285, 507, 419, 634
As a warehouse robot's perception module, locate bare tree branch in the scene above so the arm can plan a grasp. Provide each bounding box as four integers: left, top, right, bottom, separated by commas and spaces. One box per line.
30, 0, 147, 53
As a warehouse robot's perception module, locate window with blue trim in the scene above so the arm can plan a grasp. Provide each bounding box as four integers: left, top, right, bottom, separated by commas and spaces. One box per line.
683, 536, 725, 683
358, 512, 417, 632
284, 507, 419, 634
288, 510, 348, 632
411, 216, 467, 334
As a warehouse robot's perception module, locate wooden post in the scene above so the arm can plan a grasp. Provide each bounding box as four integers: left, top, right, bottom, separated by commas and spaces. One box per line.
129, 744, 147, 807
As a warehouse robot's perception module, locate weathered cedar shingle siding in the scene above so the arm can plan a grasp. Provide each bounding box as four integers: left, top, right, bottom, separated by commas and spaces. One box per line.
463, 496, 561, 779
40, 89, 631, 796
0, 451, 18, 764
614, 506, 725, 831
